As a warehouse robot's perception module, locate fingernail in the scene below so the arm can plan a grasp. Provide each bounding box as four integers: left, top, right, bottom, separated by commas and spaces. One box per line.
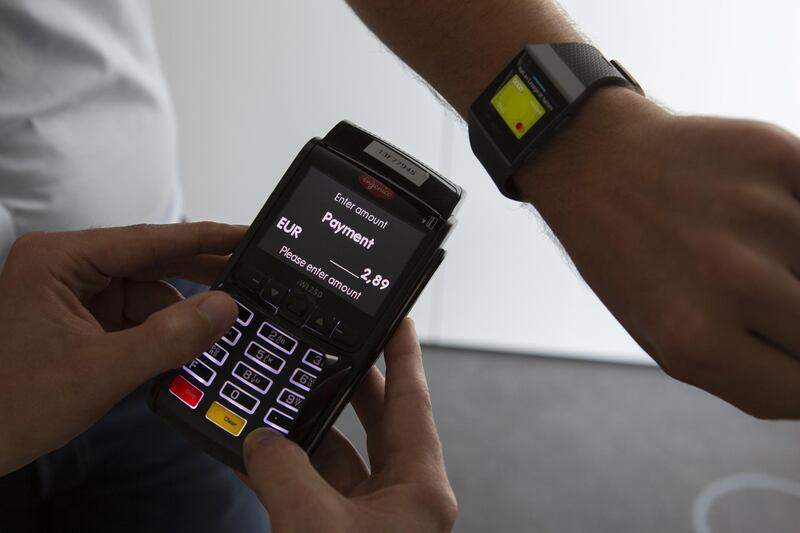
195, 292, 236, 333
245, 428, 283, 448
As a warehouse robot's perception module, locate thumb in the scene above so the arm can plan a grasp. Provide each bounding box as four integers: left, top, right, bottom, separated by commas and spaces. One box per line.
102, 290, 237, 382
244, 429, 337, 518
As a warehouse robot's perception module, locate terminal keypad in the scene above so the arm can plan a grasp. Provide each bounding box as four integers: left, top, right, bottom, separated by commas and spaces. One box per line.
170, 291, 331, 438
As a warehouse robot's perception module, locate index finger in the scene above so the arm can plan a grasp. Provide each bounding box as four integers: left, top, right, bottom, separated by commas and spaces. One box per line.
67, 222, 246, 279
382, 318, 443, 467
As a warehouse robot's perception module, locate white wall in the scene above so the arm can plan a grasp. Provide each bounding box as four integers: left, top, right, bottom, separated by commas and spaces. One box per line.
152, 1, 800, 364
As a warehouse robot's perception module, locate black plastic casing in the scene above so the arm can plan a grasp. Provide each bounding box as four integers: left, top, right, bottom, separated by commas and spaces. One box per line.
149, 121, 462, 471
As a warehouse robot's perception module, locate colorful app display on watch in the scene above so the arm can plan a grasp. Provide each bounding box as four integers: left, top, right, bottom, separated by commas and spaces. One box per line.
490, 74, 547, 139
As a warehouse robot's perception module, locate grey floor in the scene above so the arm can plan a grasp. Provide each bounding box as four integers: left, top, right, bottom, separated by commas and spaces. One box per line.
335, 346, 800, 533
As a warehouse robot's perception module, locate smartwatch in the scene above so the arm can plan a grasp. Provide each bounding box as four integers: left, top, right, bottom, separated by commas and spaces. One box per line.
468, 43, 643, 200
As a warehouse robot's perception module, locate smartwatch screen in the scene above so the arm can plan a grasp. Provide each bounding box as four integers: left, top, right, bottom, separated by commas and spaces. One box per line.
491, 74, 547, 139
474, 51, 567, 165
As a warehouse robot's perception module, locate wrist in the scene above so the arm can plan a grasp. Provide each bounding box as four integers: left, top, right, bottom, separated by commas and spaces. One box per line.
512, 86, 669, 232
347, 1, 583, 118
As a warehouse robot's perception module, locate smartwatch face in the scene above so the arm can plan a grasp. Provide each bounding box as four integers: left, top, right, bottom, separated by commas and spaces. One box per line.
491, 74, 546, 139
475, 51, 567, 163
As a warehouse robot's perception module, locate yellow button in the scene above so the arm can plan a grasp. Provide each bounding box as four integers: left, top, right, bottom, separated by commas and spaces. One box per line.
206, 401, 247, 436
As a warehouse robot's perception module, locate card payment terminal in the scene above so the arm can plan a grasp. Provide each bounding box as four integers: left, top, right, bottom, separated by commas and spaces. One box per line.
150, 121, 462, 471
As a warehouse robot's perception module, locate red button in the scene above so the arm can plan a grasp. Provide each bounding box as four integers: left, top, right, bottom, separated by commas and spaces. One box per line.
169, 375, 204, 409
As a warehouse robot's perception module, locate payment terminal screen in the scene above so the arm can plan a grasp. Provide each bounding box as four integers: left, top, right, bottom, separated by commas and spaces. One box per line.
491, 74, 547, 139
258, 167, 424, 315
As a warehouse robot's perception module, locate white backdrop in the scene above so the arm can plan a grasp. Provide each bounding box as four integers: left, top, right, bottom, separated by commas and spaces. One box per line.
152, 1, 800, 364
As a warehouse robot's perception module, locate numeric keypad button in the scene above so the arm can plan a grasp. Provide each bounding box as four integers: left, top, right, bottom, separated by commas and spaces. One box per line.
220, 381, 259, 414
204, 343, 229, 366
257, 322, 297, 355
245, 341, 286, 375
289, 368, 317, 392
302, 349, 325, 371
232, 361, 272, 394
276, 388, 305, 412
235, 300, 253, 327
221, 326, 242, 346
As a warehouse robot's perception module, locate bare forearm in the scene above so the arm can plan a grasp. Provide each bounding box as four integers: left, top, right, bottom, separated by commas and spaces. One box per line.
344, 0, 654, 212
344, 0, 582, 118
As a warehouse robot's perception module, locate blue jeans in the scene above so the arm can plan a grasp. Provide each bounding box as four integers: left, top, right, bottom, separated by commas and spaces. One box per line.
0, 280, 269, 533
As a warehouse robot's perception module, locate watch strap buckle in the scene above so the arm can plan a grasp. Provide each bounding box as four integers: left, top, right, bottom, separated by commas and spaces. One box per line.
610, 59, 644, 95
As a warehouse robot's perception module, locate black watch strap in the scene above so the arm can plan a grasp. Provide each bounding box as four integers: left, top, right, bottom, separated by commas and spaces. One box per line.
547, 43, 638, 96
468, 43, 642, 200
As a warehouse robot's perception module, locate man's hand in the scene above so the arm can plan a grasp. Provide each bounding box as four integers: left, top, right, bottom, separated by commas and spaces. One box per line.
0, 223, 243, 475
344, 0, 800, 419
241, 319, 458, 533
518, 88, 800, 419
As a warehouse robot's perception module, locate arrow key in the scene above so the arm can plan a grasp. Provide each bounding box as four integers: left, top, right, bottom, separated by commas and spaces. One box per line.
304, 308, 338, 337
259, 278, 287, 310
